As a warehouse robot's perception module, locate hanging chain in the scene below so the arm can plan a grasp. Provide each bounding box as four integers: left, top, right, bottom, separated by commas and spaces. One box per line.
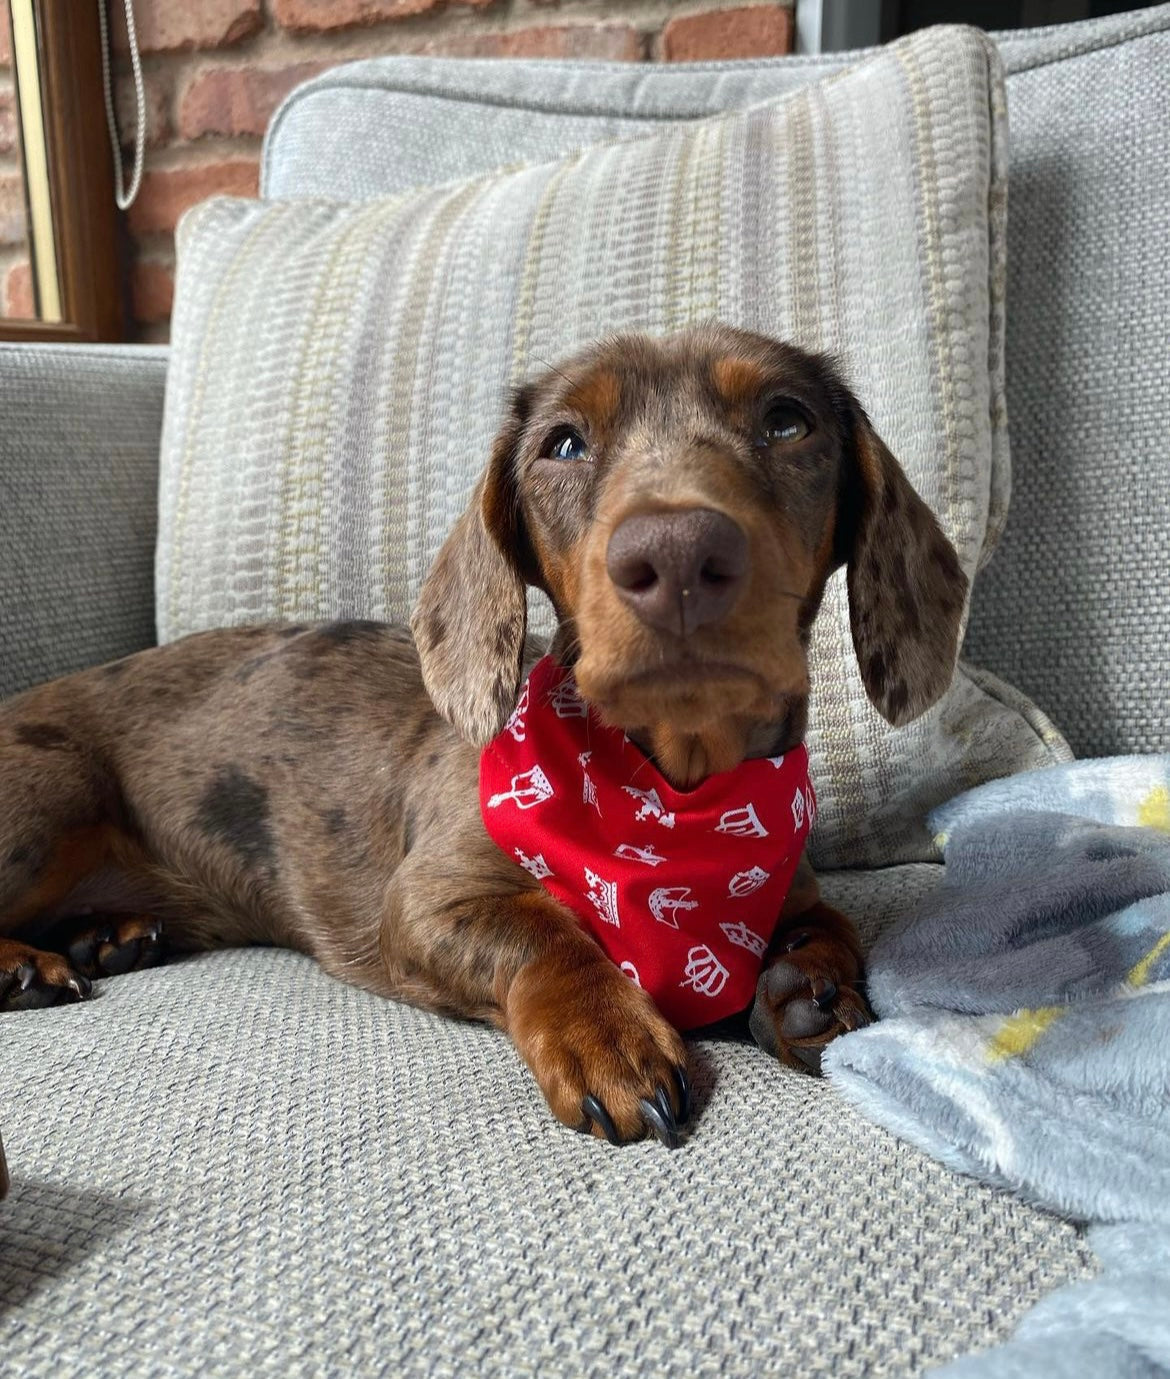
97, 0, 145, 210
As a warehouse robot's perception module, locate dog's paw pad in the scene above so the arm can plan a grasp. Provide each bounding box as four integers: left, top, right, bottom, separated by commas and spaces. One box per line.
749, 958, 870, 1073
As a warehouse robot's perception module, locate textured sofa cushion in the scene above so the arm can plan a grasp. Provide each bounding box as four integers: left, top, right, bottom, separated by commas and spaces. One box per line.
0, 344, 165, 700
159, 24, 1067, 870
0, 934, 1094, 1379
260, 4, 1170, 760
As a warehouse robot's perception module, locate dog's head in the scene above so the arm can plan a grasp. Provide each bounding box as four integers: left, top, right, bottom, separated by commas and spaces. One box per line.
412, 325, 967, 786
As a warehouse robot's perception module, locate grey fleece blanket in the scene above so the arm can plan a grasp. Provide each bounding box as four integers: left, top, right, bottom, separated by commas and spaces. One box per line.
823, 756, 1170, 1377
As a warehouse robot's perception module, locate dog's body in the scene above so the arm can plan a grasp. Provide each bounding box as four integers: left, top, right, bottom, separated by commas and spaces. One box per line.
0, 326, 966, 1146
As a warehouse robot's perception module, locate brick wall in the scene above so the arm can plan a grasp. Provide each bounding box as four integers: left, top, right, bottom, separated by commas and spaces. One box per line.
5, 0, 793, 338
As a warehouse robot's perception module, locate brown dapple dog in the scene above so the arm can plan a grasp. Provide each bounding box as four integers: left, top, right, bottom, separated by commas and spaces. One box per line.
0, 325, 966, 1148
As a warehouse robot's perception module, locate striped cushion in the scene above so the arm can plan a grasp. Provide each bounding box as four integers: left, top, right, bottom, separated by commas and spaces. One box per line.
157, 23, 1068, 868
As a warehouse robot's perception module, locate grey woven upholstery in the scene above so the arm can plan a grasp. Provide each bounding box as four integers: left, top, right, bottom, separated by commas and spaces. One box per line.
0, 345, 165, 698
264, 5, 1170, 759
963, 13, 1170, 756
0, 868, 1096, 1379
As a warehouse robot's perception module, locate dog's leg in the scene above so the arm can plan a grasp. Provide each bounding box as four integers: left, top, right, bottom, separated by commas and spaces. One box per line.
0, 702, 117, 1010
313, 854, 691, 1146
749, 856, 871, 1073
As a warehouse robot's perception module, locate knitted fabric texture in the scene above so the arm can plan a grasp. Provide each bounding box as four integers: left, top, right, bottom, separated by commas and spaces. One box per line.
480, 656, 814, 1028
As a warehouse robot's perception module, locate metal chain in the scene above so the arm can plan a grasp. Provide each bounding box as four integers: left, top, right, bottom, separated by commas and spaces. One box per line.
97, 0, 145, 211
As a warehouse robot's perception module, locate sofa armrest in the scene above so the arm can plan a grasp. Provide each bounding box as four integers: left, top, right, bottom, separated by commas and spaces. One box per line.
0, 343, 167, 699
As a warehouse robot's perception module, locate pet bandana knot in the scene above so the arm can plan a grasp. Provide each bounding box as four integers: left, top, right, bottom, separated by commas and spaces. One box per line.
480, 656, 815, 1030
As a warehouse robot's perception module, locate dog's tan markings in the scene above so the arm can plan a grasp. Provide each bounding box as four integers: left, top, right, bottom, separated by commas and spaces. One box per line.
712, 356, 768, 408
4, 824, 118, 927
565, 369, 621, 433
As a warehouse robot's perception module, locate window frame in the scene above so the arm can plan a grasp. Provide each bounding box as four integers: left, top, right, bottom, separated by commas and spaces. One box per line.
1, 0, 124, 342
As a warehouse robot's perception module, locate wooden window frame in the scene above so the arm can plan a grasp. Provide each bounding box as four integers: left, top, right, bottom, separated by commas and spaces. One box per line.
1, 0, 124, 342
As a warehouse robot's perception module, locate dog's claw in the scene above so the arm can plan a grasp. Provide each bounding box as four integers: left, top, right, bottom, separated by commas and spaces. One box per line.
66, 975, 92, 1001
17, 963, 36, 993
673, 1066, 692, 1123
638, 1095, 682, 1149
810, 977, 837, 1010
653, 1085, 678, 1133
783, 930, 811, 952
581, 1094, 620, 1145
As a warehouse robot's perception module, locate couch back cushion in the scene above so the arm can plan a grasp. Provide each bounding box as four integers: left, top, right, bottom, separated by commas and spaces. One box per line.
260, 4, 1170, 758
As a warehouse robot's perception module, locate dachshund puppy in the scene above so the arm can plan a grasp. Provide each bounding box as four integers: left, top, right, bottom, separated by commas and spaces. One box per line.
0, 325, 966, 1147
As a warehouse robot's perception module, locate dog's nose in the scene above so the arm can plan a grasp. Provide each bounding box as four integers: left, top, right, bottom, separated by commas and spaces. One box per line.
606, 508, 749, 636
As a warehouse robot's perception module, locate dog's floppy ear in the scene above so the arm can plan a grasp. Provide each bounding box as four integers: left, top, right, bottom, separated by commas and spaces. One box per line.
837, 406, 969, 727
411, 396, 531, 745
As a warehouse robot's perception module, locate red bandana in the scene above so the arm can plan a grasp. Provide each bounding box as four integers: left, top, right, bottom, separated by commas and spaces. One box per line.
479, 656, 815, 1030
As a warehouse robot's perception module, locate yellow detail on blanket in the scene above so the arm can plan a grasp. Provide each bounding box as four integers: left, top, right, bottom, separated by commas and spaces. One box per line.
1137, 785, 1170, 833
1127, 930, 1170, 988
987, 1005, 1064, 1062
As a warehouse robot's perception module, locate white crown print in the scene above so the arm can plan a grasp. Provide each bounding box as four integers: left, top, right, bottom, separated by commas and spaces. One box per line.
649, 886, 698, 928
715, 802, 768, 839
503, 681, 530, 743
613, 842, 667, 867
514, 848, 552, 880
680, 945, 729, 998
550, 678, 589, 719
487, 765, 554, 810
727, 865, 770, 898
791, 787, 806, 829
621, 785, 676, 829
719, 921, 767, 957
578, 751, 601, 815
584, 867, 621, 927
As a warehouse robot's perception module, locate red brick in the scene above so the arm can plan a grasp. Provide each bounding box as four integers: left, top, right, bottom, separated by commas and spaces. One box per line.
427, 24, 643, 61
662, 5, 792, 62
130, 259, 175, 325
113, 0, 262, 56
127, 158, 259, 235
0, 84, 15, 156
179, 61, 330, 139
0, 173, 27, 249
4, 258, 33, 319
115, 69, 171, 149
273, 0, 490, 34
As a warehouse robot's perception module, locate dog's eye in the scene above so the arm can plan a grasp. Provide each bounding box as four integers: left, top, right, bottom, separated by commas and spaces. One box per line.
543, 428, 588, 462
757, 403, 811, 446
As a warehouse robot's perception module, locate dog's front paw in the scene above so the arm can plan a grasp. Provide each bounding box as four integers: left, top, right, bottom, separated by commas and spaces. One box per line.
507, 956, 691, 1147
0, 940, 91, 1012
749, 933, 871, 1074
